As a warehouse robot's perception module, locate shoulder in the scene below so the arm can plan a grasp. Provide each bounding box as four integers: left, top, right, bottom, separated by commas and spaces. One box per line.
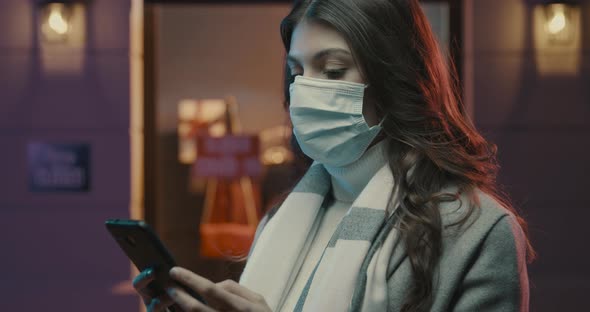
438, 186, 522, 243
434, 187, 530, 311
386, 187, 530, 310
386, 188, 530, 311
436, 186, 529, 286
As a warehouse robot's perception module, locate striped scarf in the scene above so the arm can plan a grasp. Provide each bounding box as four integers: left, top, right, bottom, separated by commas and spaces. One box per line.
240, 162, 402, 311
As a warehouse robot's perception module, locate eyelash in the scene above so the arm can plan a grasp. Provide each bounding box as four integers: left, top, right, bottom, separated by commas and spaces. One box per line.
323, 69, 347, 79
288, 68, 347, 80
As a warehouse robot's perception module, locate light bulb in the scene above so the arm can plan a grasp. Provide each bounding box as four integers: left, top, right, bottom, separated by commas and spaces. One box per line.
548, 9, 566, 34
47, 5, 69, 35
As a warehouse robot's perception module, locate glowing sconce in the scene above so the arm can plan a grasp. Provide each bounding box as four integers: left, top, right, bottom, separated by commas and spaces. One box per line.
40, 2, 72, 43
533, 1, 582, 75
544, 3, 577, 44
38, 0, 86, 74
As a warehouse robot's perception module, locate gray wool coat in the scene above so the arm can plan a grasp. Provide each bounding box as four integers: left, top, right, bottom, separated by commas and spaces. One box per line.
245, 188, 530, 312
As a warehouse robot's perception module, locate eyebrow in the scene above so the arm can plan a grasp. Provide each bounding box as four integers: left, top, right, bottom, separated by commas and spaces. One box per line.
287, 48, 352, 64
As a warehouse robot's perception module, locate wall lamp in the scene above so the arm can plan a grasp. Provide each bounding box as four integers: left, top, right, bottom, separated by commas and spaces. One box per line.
531, 0, 582, 75
38, 0, 86, 43
37, 0, 87, 74
542, 1, 580, 45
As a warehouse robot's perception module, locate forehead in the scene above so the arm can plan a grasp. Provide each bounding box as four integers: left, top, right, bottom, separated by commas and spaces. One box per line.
289, 20, 351, 59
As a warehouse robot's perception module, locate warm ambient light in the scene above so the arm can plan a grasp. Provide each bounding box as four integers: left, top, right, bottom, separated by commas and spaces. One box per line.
38, 1, 86, 74
542, 3, 577, 44
177, 99, 229, 164
41, 3, 72, 42
547, 5, 566, 34
533, 2, 582, 75
48, 5, 69, 34
259, 126, 294, 166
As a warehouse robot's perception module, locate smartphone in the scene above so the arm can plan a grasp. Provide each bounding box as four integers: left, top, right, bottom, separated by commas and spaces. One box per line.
105, 219, 207, 307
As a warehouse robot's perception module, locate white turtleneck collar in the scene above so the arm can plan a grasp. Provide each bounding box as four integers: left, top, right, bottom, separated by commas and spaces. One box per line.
323, 140, 389, 203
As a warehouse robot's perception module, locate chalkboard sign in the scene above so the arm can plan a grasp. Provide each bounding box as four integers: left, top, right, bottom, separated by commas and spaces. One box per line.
27, 142, 91, 192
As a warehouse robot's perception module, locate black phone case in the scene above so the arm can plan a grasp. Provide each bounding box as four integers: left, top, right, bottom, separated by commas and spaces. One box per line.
105, 219, 206, 307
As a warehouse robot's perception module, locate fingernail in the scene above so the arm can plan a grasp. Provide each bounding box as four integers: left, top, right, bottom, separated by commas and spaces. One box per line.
166, 288, 176, 297
145, 268, 154, 276
169, 267, 178, 276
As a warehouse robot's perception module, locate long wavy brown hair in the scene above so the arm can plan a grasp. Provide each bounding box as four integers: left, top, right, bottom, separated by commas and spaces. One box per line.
272, 0, 537, 311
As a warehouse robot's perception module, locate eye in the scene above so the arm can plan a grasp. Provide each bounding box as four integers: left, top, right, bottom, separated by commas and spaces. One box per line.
323, 68, 347, 80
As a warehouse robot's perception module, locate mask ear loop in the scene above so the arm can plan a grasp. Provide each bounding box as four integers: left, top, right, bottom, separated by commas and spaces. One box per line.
362, 83, 386, 128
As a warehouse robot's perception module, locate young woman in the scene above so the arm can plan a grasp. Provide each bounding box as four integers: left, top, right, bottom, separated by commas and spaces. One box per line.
134, 0, 535, 311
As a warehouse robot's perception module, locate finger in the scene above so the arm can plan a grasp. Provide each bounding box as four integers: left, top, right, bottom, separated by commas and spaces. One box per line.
167, 286, 217, 312
216, 279, 266, 304
133, 269, 157, 304
146, 297, 174, 312
133, 268, 156, 290
169, 267, 248, 309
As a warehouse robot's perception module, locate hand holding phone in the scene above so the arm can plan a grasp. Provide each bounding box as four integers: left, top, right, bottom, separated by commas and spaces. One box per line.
132, 267, 174, 310
105, 219, 207, 310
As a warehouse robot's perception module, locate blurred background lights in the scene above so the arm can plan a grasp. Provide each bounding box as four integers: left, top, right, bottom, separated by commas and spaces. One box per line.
547, 4, 566, 34
48, 4, 69, 34
41, 3, 72, 42
533, 1, 581, 75
541, 3, 578, 44
38, 0, 87, 74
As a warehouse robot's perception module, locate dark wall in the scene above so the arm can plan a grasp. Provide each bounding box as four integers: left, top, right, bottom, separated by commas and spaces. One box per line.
0, 0, 137, 310
470, 1, 590, 310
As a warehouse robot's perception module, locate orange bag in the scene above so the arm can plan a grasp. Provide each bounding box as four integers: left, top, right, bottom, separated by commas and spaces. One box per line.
199, 177, 260, 259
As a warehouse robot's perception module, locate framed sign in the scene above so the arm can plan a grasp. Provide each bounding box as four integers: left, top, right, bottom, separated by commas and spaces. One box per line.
193, 135, 261, 178
27, 142, 91, 192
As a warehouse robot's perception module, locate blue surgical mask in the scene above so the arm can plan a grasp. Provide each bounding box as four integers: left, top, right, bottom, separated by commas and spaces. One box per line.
289, 76, 382, 167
